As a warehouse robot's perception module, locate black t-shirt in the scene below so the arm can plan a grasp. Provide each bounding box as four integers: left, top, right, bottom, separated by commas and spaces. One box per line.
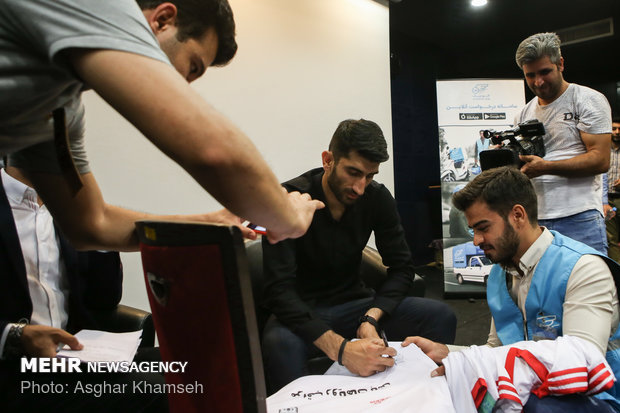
262, 168, 415, 343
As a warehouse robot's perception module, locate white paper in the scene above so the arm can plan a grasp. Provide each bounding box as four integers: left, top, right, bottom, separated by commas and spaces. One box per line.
57, 329, 142, 363
267, 342, 456, 412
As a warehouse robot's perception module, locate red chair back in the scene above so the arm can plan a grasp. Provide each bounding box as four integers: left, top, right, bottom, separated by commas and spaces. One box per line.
136, 221, 266, 413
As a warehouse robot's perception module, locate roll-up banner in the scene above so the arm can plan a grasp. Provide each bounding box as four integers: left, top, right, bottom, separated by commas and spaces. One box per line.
436, 79, 525, 296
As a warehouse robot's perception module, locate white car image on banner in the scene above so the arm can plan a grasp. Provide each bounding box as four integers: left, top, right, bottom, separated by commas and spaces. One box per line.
435, 79, 525, 296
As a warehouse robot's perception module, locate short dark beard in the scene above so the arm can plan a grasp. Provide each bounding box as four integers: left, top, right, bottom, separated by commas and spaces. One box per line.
486, 218, 520, 267
326, 166, 357, 206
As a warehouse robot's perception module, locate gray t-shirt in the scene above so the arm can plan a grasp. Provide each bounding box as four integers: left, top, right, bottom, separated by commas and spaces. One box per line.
0, 0, 171, 173
514, 83, 612, 219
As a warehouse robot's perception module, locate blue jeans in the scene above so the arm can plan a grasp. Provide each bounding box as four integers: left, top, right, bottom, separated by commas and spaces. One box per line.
539, 209, 607, 254
524, 393, 619, 413
261, 296, 457, 394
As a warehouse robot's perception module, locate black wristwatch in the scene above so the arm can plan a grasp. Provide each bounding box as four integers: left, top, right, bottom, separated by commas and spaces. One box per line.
4, 319, 28, 359
358, 314, 380, 333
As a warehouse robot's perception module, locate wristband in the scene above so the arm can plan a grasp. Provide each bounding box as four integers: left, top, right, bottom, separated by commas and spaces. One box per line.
337, 338, 349, 366
358, 314, 380, 333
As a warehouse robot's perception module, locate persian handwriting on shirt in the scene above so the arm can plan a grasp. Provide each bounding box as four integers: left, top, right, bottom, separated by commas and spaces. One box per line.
290, 383, 391, 400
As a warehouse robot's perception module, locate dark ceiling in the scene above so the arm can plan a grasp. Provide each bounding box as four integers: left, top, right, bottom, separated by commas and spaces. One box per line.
389, 0, 619, 83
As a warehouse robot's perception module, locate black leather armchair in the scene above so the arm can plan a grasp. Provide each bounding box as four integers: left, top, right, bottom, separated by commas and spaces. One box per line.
359, 245, 426, 298
91, 304, 155, 348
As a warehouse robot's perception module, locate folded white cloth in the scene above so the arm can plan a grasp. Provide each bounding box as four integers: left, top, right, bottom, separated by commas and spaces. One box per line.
443, 335, 615, 413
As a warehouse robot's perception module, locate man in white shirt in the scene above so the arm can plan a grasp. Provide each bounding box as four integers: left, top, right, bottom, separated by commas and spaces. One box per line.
404, 167, 620, 413
0, 166, 167, 412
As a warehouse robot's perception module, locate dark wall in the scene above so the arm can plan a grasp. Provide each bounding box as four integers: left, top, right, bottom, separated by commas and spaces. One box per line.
389, 39, 443, 265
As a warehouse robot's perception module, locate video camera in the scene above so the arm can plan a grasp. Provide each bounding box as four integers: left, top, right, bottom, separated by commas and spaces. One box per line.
479, 119, 546, 171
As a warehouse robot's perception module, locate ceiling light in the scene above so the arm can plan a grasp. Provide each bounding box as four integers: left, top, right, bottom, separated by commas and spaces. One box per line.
471, 0, 488, 7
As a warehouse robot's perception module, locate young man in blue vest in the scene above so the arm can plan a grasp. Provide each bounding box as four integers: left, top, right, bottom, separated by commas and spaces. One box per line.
404, 166, 620, 412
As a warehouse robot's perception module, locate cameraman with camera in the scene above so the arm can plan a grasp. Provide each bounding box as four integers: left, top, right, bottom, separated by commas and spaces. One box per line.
512, 32, 612, 254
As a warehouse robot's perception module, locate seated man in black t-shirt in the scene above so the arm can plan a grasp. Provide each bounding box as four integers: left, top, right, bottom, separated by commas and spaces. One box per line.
261, 119, 457, 394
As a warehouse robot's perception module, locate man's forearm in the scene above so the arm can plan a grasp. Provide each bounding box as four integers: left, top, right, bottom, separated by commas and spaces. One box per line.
314, 330, 344, 360
29, 172, 251, 251
70, 49, 315, 240
521, 130, 610, 178
534, 150, 609, 177
364, 307, 384, 321
69, 204, 258, 251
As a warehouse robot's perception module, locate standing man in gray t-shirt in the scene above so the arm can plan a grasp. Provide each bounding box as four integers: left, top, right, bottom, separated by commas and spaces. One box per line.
0, 0, 323, 252
513, 32, 612, 253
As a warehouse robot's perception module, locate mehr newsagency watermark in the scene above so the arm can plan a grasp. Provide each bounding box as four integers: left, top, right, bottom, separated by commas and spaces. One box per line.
20, 357, 204, 397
